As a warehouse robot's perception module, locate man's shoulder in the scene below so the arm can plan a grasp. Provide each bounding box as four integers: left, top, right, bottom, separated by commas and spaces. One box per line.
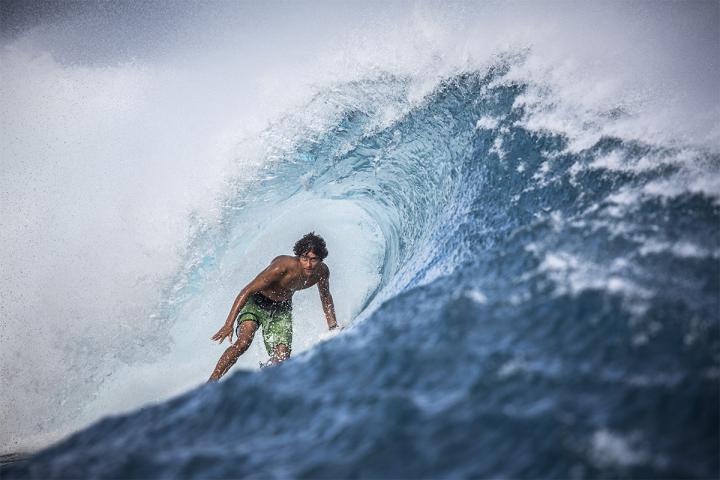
270, 255, 297, 267
260, 256, 294, 280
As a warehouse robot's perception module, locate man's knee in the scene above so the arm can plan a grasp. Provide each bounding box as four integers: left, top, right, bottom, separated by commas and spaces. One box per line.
232, 336, 253, 353
229, 326, 255, 355
235, 320, 258, 344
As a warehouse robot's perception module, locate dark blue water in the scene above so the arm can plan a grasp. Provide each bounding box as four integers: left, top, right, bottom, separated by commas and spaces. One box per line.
7, 70, 719, 479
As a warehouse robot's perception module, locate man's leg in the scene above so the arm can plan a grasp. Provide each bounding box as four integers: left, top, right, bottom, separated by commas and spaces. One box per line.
264, 310, 292, 367
208, 320, 258, 382
268, 343, 291, 366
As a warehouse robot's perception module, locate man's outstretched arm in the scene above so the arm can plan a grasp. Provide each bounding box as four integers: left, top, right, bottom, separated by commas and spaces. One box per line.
318, 267, 338, 330
211, 260, 286, 344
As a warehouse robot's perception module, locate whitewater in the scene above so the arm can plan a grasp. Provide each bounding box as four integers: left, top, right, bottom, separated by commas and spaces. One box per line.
1, 2, 718, 478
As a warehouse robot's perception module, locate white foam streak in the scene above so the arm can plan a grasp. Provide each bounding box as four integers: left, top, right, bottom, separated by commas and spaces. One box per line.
590, 430, 649, 468
536, 250, 653, 306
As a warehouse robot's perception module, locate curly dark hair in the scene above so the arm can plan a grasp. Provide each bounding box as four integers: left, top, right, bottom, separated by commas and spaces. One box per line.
293, 232, 328, 260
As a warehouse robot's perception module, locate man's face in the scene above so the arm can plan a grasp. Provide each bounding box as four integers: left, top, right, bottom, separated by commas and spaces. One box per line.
299, 250, 321, 276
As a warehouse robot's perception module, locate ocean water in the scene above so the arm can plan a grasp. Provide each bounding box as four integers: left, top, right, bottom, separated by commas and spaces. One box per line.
2, 2, 719, 479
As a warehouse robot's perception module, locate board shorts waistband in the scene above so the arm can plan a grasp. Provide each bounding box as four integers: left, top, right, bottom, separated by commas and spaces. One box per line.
251, 292, 292, 312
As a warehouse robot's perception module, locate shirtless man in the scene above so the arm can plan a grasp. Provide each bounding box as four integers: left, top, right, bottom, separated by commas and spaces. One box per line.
208, 232, 338, 381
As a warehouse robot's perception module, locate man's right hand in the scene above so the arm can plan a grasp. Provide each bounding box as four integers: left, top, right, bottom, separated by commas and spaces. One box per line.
211, 323, 234, 344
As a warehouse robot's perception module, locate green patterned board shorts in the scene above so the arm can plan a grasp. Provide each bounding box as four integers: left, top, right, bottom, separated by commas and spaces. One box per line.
235, 292, 292, 355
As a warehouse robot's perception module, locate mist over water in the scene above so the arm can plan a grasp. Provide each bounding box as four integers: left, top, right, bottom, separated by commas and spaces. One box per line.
1, 1, 718, 477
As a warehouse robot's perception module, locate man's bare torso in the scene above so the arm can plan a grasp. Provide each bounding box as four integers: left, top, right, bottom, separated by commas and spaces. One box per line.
259, 255, 328, 302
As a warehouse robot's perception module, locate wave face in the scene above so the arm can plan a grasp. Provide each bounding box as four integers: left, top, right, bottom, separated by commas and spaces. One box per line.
6, 65, 719, 478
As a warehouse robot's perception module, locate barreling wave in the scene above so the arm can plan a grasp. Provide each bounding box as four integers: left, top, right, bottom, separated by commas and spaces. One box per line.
7, 62, 719, 478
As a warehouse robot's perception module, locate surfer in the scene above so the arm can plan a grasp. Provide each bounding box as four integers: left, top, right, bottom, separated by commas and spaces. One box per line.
207, 232, 338, 381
